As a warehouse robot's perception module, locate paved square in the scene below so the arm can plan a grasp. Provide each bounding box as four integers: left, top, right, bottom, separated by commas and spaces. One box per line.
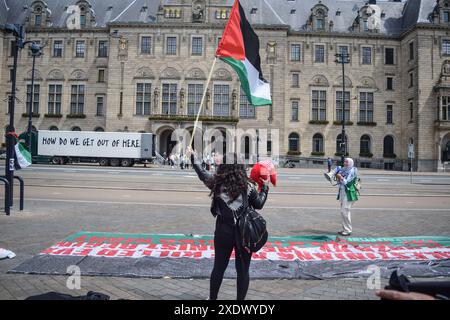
0, 164, 449, 300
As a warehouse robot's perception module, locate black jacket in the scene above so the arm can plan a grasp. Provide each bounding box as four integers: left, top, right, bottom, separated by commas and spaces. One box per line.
191, 154, 269, 227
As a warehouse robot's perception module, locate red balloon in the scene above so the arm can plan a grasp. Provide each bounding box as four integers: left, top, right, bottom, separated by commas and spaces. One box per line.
250, 160, 277, 191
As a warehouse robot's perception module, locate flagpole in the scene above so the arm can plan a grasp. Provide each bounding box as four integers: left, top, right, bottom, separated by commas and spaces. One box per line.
189, 56, 218, 149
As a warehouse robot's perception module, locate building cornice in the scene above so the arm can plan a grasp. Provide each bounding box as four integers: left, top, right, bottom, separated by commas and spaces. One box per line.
20, 22, 450, 40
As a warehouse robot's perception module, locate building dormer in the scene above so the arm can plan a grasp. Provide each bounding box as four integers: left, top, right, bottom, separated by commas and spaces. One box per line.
308, 2, 330, 31
430, 0, 450, 24
352, 3, 381, 33
28, 0, 51, 28
76, 0, 96, 28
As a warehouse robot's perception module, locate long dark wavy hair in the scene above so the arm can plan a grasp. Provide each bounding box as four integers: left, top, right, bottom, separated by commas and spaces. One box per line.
209, 153, 251, 203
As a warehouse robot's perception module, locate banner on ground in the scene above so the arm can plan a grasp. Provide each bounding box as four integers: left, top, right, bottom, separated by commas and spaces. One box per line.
10, 232, 450, 279
42, 232, 450, 261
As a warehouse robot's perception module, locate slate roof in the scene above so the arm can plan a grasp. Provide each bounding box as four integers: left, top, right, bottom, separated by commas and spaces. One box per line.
0, 0, 442, 36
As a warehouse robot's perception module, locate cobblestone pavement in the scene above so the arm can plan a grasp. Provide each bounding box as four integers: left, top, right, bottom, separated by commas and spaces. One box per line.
0, 166, 449, 300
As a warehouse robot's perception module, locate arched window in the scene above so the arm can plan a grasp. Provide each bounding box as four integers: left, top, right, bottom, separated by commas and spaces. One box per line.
288, 133, 300, 152
360, 135, 371, 155
49, 126, 58, 131
336, 134, 348, 154
383, 135, 395, 157
312, 133, 324, 153
71, 126, 81, 131
94, 127, 104, 132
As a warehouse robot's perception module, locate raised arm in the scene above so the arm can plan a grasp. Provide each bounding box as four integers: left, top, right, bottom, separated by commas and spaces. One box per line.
249, 184, 269, 210
188, 148, 215, 190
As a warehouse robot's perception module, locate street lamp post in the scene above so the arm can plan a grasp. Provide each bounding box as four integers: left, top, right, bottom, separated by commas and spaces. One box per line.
26, 42, 43, 152
335, 52, 350, 166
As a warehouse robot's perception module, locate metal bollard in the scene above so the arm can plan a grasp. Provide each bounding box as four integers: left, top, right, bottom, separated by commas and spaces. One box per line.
0, 177, 10, 215
14, 176, 24, 211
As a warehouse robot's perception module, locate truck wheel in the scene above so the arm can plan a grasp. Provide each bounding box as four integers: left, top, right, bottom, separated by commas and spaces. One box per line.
120, 159, 132, 167
51, 157, 61, 165
110, 158, 120, 167
99, 158, 109, 166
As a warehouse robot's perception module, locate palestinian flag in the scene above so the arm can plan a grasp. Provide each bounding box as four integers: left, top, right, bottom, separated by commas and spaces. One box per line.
14, 141, 32, 169
216, 0, 272, 106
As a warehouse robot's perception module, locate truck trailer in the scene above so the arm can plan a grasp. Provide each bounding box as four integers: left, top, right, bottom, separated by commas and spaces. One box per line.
25, 130, 155, 167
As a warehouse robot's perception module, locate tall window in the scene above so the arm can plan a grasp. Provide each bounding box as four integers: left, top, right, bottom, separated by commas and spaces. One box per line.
383, 135, 395, 156
362, 47, 372, 64
288, 133, 299, 152
336, 134, 348, 154
291, 44, 301, 61
360, 135, 371, 155
188, 84, 203, 115
141, 36, 152, 54
409, 101, 414, 120
312, 133, 324, 153
213, 85, 230, 116
98, 69, 105, 82
98, 40, 108, 57
359, 92, 374, 122
409, 41, 414, 60
53, 40, 63, 57
409, 72, 414, 87
48, 84, 62, 115
162, 84, 177, 115
441, 96, 450, 120
444, 11, 450, 23
442, 39, 450, 55
70, 85, 85, 114
336, 91, 350, 122
315, 45, 325, 63
166, 37, 177, 55
311, 90, 327, 121
292, 73, 300, 87
191, 37, 203, 56
136, 83, 151, 115
386, 105, 394, 124
80, 14, 86, 28
26, 84, 40, 114
316, 18, 324, 30
96, 96, 104, 116
291, 100, 299, 121
35, 14, 42, 27
385, 48, 394, 65
386, 77, 394, 90
239, 89, 255, 118
75, 40, 85, 58
363, 20, 369, 32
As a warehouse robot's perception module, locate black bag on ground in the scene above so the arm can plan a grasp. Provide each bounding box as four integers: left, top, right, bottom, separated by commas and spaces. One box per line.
235, 191, 268, 253
25, 291, 110, 300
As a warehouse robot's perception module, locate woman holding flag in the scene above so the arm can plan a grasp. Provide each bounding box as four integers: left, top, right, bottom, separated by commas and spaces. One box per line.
186, 0, 273, 300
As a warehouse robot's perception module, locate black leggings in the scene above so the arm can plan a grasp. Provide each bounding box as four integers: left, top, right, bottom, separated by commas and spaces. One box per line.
210, 226, 252, 300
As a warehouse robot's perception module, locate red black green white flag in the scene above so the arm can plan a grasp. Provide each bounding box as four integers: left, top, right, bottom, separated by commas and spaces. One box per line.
216, 0, 272, 106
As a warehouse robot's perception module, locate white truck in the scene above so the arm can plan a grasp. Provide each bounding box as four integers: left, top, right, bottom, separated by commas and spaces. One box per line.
33, 130, 155, 167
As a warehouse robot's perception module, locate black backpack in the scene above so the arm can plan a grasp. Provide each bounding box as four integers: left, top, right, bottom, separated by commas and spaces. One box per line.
235, 190, 268, 253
